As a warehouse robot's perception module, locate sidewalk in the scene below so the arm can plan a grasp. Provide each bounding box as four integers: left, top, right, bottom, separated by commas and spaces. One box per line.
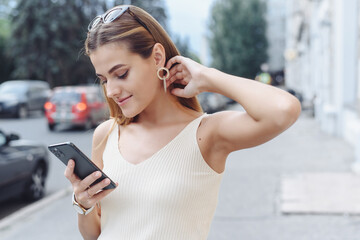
1, 106, 360, 240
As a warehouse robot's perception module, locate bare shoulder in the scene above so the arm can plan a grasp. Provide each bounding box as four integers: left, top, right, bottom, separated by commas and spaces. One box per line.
199, 110, 247, 146
91, 119, 117, 168
93, 119, 116, 145
201, 110, 245, 131
198, 110, 248, 152
196, 111, 244, 173
198, 110, 245, 146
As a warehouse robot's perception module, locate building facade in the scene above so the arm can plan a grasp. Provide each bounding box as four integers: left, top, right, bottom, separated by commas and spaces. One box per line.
266, 0, 287, 73
285, 0, 360, 169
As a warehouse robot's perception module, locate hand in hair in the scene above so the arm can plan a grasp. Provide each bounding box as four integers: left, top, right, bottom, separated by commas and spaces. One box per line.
166, 56, 208, 98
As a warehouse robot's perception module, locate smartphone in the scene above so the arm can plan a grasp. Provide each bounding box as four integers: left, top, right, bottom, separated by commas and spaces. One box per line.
48, 142, 116, 190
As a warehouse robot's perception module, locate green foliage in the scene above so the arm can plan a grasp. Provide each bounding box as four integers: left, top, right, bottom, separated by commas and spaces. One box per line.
209, 0, 268, 79
7, 0, 168, 88
0, 19, 10, 38
0, 18, 13, 83
8, 0, 104, 87
0, 1, 15, 83
173, 35, 201, 63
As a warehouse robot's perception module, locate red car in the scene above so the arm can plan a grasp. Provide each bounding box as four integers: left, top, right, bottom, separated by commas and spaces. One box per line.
44, 86, 108, 131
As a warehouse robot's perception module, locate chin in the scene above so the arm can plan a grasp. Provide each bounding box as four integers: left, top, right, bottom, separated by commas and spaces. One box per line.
121, 111, 137, 119
120, 107, 142, 119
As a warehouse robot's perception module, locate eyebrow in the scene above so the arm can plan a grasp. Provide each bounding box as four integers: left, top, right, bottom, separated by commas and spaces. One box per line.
96, 64, 126, 77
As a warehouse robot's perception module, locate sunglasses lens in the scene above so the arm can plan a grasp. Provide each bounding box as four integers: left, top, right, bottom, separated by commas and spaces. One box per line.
89, 17, 101, 30
103, 8, 124, 23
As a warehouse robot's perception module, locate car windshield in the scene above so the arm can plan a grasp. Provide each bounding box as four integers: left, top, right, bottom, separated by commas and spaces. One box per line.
51, 91, 81, 103
0, 83, 27, 96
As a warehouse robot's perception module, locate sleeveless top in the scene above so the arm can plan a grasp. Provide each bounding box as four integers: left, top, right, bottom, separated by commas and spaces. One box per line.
98, 114, 224, 240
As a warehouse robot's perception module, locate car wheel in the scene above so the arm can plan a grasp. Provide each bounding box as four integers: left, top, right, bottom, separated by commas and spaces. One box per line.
17, 105, 28, 119
48, 123, 56, 131
24, 164, 46, 201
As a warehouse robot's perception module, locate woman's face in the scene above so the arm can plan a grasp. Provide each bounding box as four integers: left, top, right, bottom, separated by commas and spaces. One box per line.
90, 42, 160, 118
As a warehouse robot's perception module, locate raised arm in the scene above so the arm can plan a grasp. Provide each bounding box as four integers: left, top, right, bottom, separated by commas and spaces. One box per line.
166, 56, 301, 161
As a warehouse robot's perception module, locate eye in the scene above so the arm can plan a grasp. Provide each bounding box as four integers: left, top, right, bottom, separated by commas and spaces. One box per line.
97, 77, 107, 85
116, 70, 128, 80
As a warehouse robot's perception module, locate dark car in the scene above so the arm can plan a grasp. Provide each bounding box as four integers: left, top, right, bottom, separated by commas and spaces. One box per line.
0, 80, 51, 118
44, 85, 109, 131
0, 129, 49, 202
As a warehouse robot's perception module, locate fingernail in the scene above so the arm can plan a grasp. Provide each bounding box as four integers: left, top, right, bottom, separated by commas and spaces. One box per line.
104, 179, 110, 185
95, 171, 101, 177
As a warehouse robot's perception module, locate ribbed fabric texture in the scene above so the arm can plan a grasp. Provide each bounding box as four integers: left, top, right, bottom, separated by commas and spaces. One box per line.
98, 114, 223, 240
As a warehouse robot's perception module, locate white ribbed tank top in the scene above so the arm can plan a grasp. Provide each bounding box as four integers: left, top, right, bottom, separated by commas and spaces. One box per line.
98, 114, 223, 240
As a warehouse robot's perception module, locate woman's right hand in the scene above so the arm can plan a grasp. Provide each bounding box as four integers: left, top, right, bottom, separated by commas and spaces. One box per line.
64, 159, 117, 209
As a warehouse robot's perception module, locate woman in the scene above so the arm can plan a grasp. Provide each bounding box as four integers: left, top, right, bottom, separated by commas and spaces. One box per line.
64, 5, 301, 240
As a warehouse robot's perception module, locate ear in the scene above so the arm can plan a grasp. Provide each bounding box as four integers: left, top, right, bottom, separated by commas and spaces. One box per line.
152, 43, 166, 67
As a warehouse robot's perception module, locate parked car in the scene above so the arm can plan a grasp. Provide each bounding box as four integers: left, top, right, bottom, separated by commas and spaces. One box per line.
44, 85, 109, 131
0, 129, 49, 202
0, 80, 50, 118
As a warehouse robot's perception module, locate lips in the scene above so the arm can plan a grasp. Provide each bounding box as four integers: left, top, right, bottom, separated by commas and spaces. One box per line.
116, 95, 132, 106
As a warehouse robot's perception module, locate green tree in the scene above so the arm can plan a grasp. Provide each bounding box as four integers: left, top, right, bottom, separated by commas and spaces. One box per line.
9, 0, 106, 88
209, 0, 268, 79
8, 0, 168, 88
173, 35, 201, 63
0, 0, 16, 83
0, 18, 14, 83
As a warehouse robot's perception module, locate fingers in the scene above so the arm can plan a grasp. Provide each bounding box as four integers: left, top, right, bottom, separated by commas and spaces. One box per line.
166, 55, 202, 98
64, 159, 80, 183
166, 55, 186, 70
171, 88, 187, 98
87, 186, 117, 206
168, 63, 182, 78
78, 171, 102, 191
64, 159, 103, 192
75, 177, 114, 209
167, 63, 187, 86
64, 159, 117, 209
168, 72, 184, 86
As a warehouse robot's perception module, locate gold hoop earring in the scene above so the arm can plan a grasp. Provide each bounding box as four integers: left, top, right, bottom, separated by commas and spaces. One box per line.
157, 67, 170, 93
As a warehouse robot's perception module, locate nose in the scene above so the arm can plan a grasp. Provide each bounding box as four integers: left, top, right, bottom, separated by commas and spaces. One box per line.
105, 80, 122, 99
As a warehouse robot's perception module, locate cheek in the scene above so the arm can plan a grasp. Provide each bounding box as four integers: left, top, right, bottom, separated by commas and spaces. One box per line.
136, 71, 158, 93
137, 80, 157, 102
129, 63, 158, 96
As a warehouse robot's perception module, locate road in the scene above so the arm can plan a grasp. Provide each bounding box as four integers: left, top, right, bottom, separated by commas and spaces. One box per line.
2, 108, 360, 239
0, 112, 94, 219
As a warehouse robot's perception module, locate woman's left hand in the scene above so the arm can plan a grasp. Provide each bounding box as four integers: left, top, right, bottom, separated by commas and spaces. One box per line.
166, 56, 208, 98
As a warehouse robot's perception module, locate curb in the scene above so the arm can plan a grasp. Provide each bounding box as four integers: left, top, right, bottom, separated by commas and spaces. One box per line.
0, 186, 72, 232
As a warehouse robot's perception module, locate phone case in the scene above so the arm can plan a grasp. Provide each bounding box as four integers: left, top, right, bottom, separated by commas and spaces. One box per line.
48, 142, 116, 190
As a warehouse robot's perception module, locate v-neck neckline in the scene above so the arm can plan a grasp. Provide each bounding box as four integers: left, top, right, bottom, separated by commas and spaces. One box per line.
116, 114, 204, 167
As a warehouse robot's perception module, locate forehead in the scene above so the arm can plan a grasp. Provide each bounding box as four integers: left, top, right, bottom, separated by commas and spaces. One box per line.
89, 42, 134, 72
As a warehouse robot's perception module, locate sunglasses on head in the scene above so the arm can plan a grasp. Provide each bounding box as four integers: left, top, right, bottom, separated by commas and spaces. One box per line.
88, 5, 150, 33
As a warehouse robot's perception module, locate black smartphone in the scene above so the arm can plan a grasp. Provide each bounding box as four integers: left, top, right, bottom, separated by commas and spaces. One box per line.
48, 142, 116, 190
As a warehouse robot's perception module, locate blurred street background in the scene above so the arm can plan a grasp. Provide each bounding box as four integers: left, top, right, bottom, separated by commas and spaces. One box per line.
1, 0, 360, 239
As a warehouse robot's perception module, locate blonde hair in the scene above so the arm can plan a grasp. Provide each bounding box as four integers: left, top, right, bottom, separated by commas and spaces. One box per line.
85, 5, 202, 126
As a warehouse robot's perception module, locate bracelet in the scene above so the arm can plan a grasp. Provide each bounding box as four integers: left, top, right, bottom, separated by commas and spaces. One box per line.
72, 192, 95, 215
